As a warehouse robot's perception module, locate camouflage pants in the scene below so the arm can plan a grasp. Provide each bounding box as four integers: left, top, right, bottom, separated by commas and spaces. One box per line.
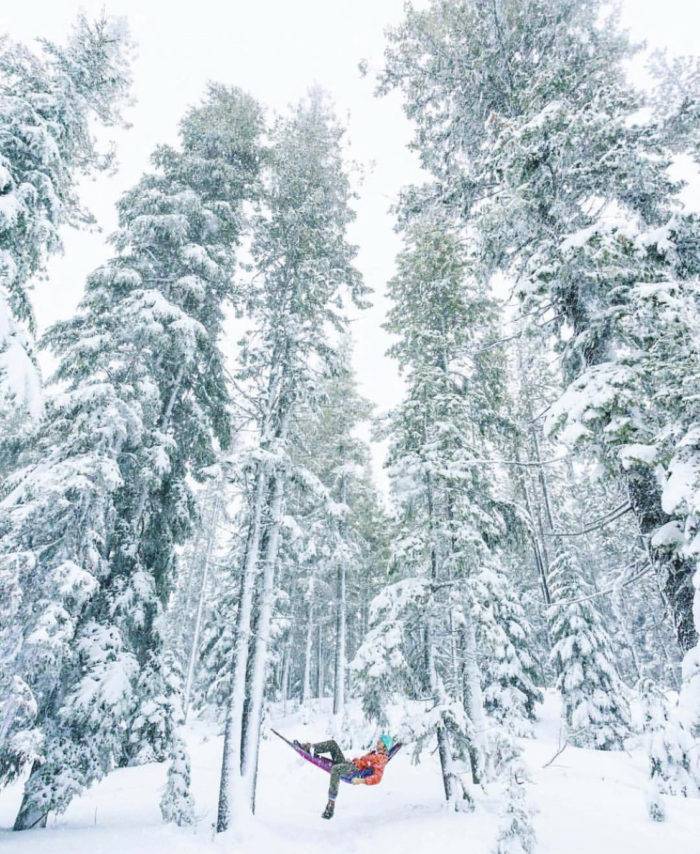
313, 739, 358, 800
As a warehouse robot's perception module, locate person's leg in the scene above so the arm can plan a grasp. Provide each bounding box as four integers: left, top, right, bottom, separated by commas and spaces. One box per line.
328, 761, 356, 800
313, 739, 345, 764
323, 760, 356, 818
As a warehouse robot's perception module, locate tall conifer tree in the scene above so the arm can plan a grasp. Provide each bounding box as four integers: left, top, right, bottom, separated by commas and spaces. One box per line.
216, 89, 367, 831
0, 84, 263, 829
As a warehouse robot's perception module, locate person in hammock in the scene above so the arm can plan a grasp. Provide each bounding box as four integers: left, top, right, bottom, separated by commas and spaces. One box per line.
298, 734, 394, 819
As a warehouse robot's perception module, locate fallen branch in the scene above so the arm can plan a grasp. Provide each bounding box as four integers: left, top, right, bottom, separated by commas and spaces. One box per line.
542, 739, 568, 769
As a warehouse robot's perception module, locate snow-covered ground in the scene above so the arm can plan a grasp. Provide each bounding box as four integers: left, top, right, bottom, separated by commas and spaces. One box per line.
1, 693, 698, 853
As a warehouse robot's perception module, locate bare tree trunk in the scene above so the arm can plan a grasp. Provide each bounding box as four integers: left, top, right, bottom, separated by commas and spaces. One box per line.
240, 596, 259, 773
426, 618, 473, 810
302, 597, 315, 705
459, 620, 486, 784
242, 456, 288, 808
445, 493, 462, 696
425, 617, 452, 801
332, 560, 347, 716
316, 622, 324, 699
425, 466, 477, 804
13, 760, 49, 831
514, 441, 551, 606
281, 632, 292, 715
216, 462, 268, 833
333, 475, 348, 717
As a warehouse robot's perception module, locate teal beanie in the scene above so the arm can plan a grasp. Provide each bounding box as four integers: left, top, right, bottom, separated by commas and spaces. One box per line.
379, 734, 394, 751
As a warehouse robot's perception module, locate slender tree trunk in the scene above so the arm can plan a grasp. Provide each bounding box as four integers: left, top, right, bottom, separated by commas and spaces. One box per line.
425, 617, 453, 801
183, 495, 221, 722
281, 632, 292, 715
333, 475, 348, 717
333, 559, 347, 716
216, 462, 268, 833
426, 617, 474, 809
422, 624, 432, 695
250, 718, 262, 816
445, 493, 462, 695
514, 442, 551, 606
13, 761, 48, 831
316, 622, 324, 699
459, 618, 486, 784
242, 455, 288, 807
425, 464, 477, 804
302, 598, 315, 705
240, 577, 261, 774
180, 524, 206, 631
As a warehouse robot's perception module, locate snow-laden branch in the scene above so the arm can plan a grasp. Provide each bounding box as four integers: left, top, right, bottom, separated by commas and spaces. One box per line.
550, 503, 632, 538
454, 455, 569, 468
547, 563, 653, 608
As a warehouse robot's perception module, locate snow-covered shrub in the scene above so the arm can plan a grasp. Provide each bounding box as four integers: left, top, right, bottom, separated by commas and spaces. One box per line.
160, 736, 195, 826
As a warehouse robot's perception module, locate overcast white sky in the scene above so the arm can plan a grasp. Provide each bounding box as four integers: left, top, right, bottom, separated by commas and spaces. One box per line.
1, 0, 698, 490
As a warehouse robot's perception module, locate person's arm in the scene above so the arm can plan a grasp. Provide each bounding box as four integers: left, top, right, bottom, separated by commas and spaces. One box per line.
351, 755, 372, 784
354, 755, 385, 785
360, 766, 383, 785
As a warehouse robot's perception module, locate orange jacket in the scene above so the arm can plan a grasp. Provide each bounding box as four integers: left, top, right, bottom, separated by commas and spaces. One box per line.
351, 750, 389, 785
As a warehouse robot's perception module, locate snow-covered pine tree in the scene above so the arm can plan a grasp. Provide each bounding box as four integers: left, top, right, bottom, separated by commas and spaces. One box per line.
379, 0, 700, 675
648, 51, 700, 161
165, 469, 227, 722
507, 325, 686, 751
259, 393, 389, 721
510, 328, 681, 693
542, 254, 699, 730
548, 549, 630, 751
491, 731, 536, 854
76, 85, 262, 773
287, 339, 375, 719
0, 13, 132, 433
352, 575, 433, 727
473, 563, 543, 736
194, 545, 242, 717
284, 441, 389, 718
637, 677, 700, 821
216, 89, 367, 831
0, 84, 263, 830
160, 734, 195, 827
357, 208, 540, 806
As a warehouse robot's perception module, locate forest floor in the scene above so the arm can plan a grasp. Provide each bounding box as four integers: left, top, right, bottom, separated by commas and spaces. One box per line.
1, 692, 698, 854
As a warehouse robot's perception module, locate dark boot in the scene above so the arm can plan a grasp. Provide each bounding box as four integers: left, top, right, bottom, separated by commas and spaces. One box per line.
295, 741, 312, 753
322, 799, 335, 820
